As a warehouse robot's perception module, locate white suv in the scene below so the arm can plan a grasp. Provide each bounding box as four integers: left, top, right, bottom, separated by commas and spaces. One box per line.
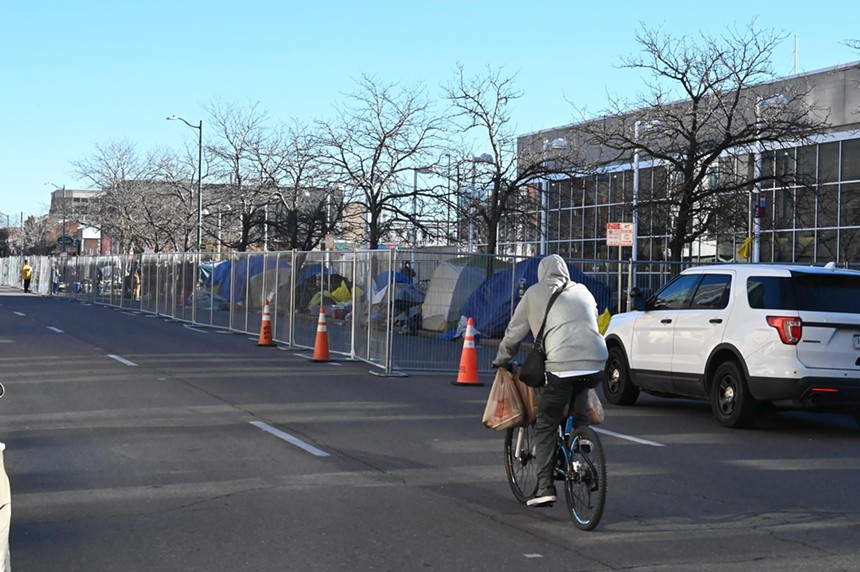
603, 263, 860, 428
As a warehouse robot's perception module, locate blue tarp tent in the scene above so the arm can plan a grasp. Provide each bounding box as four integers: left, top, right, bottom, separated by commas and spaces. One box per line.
208, 256, 291, 304
457, 257, 612, 339
373, 271, 413, 291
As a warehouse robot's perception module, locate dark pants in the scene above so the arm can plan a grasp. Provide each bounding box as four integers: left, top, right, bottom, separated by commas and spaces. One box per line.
534, 372, 602, 490
23, 279, 31, 293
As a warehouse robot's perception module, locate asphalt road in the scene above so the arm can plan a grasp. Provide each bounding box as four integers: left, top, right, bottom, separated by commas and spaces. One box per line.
1, 287, 859, 571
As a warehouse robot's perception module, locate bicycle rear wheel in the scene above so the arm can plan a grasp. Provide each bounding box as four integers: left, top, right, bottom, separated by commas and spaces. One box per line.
504, 424, 539, 503
564, 426, 606, 530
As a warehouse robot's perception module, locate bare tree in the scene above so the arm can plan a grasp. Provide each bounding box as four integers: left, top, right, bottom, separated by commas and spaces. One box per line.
318, 75, 444, 250
152, 147, 208, 252
72, 140, 171, 253
444, 65, 583, 273
252, 120, 331, 251
205, 100, 270, 252
572, 21, 829, 261
16, 215, 54, 256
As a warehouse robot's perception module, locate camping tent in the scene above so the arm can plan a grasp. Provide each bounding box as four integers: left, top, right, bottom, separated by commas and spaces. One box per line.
373, 271, 413, 290
421, 256, 509, 332
247, 265, 293, 310
369, 280, 426, 333
459, 257, 612, 338
208, 256, 291, 306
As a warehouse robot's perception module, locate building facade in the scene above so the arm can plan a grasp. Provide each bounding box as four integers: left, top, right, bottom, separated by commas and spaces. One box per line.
513, 61, 860, 265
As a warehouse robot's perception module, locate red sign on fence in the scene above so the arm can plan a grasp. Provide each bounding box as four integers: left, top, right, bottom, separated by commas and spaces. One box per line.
606, 222, 634, 247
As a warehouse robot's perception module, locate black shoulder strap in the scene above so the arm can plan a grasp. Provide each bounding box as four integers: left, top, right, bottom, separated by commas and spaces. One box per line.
534, 280, 568, 347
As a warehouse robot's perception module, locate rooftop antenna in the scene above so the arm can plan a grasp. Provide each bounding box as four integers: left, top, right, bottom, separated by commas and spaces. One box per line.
794, 33, 798, 75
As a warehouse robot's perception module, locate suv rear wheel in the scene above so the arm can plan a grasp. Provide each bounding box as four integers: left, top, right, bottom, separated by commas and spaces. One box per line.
710, 361, 759, 428
604, 346, 640, 405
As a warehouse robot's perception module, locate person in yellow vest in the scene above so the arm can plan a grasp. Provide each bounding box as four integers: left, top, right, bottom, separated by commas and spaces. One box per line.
21, 259, 32, 293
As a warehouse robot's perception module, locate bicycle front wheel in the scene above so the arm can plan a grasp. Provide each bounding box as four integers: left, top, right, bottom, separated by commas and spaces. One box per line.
504, 424, 539, 504
564, 426, 607, 531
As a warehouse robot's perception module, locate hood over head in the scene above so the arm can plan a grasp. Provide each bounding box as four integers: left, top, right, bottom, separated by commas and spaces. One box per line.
537, 254, 570, 283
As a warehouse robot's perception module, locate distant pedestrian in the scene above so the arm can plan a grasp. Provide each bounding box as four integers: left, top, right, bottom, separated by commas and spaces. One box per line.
132, 266, 141, 301
21, 259, 32, 293
52, 264, 60, 294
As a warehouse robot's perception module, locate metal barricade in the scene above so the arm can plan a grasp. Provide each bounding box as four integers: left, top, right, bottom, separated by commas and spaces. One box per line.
2, 250, 677, 375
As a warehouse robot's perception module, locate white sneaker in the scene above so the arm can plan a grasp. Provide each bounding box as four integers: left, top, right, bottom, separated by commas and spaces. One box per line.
526, 486, 557, 506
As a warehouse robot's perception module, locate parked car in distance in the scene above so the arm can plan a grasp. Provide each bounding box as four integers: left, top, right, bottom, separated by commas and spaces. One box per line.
603, 263, 860, 428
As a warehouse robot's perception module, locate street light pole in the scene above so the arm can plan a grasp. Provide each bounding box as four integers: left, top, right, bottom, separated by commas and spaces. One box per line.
61, 185, 67, 254
411, 167, 432, 264
540, 138, 570, 256
633, 122, 643, 269
45, 182, 67, 253
468, 154, 493, 254
167, 116, 203, 251
630, 120, 661, 309
0, 212, 8, 257
752, 95, 788, 264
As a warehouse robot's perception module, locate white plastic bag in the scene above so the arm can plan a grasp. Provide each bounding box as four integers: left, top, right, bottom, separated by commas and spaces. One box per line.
587, 388, 605, 425
482, 368, 525, 430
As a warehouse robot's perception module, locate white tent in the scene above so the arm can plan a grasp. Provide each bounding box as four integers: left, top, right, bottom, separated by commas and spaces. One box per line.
247, 265, 292, 310
421, 261, 487, 332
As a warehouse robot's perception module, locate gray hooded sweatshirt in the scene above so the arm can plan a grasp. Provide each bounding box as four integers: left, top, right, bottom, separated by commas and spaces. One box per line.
494, 254, 608, 373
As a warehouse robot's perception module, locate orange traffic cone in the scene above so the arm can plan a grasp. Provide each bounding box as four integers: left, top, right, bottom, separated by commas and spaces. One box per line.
312, 306, 330, 362
257, 299, 276, 347
452, 317, 484, 386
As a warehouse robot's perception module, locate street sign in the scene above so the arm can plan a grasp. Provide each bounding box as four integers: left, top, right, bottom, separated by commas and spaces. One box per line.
57, 235, 74, 245
606, 222, 634, 247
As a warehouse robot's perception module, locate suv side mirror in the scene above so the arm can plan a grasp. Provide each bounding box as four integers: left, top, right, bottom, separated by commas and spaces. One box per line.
629, 287, 649, 311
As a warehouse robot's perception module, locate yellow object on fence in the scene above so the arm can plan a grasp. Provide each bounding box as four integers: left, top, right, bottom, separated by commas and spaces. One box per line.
597, 308, 612, 335
738, 236, 752, 260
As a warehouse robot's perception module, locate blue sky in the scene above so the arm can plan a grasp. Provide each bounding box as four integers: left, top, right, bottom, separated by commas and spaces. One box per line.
1, 0, 858, 221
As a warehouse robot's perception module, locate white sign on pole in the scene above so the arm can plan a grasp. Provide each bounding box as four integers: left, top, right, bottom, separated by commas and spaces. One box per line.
606, 222, 634, 247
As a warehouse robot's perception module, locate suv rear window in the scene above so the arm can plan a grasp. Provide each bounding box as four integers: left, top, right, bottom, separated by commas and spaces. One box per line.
747, 273, 860, 312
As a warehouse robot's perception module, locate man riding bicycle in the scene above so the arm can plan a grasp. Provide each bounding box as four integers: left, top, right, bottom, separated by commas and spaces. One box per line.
492, 255, 608, 507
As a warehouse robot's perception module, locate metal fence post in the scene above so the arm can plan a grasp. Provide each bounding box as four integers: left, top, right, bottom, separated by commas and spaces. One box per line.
350, 253, 357, 360
370, 246, 408, 377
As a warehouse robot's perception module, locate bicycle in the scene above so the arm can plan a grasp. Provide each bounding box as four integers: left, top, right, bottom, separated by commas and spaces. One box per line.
504, 410, 607, 531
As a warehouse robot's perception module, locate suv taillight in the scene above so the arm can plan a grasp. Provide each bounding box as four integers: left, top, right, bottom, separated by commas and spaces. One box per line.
766, 316, 802, 345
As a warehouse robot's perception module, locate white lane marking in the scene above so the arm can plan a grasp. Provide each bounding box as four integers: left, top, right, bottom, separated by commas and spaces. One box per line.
523, 554, 544, 559
249, 421, 330, 457
593, 427, 665, 447
47, 327, 64, 333
13, 312, 25, 317
183, 326, 209, 334
107, 354, 138, 367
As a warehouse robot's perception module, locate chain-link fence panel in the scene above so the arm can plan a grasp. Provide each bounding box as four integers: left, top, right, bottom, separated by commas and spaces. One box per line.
2, 251, 716, 374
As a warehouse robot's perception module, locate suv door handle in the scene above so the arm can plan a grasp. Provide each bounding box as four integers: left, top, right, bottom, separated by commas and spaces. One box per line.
709, 318, 723, 324
661, 319, 672, 324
